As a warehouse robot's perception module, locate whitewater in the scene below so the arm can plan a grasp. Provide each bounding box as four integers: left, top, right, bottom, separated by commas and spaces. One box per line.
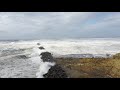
0, 38, 120, 78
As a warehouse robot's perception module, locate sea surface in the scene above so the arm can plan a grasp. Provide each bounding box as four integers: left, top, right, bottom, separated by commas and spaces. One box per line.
0, 38, 120, 78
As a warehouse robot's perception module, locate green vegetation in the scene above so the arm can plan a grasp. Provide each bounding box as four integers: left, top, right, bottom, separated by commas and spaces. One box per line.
56, 53, 120, 78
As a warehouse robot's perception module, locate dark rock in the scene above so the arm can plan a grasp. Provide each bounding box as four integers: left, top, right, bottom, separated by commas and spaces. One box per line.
44, 64, 68, 78
106, 54, 111, 57
39, 46, 45, 50
40, 51, 68, 78
37, 43, 40, 45
40, 52, 54, 62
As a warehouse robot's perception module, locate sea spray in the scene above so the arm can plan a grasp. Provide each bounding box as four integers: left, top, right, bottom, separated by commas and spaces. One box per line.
36, 62, 55, 78
29, 45, 55, 78
1, 39, 120, 78
1, 39, 120, 56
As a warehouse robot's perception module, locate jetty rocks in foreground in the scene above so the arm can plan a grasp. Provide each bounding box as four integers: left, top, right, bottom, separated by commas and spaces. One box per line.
40, 52, 54, 62
44, 64, 68, 78
38, 45, 68, 78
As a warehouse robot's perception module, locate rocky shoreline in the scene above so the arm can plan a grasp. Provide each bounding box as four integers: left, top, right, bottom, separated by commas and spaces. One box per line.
55, 53, 120, 78
33, 43, 120, 78
37, 43, 120, 78
54, 54, 112, 58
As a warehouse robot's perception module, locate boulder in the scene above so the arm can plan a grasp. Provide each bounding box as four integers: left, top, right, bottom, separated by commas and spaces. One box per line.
40, 52, 54, 62
39, 46, 45, 50
37, 43, 40, 45
40, 50, 68, 78
43, 64, 68, 78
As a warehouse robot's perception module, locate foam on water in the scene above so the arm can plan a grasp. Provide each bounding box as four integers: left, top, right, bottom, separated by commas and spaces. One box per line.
34, 38, 120, 56
0, 38, 120, 78
36, 62, 55, 78
0, 38, 120, 57
29, 46, 55, 78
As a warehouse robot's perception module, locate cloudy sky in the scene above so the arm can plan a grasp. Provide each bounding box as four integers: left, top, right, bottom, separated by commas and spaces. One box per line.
0, 12, 120, 40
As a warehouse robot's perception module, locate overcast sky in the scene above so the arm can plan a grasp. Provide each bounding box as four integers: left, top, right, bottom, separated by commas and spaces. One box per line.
0, 12, 120, 40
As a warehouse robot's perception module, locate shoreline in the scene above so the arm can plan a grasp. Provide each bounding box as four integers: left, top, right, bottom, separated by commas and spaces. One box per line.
55, 53, 120, 78
53, 53, 112, 59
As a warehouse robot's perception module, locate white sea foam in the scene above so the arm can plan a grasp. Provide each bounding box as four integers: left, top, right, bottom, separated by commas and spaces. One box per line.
29, 38, 120, 56
36, 62, 55, 78
0, 38, 120, 78
0, 38, 120, 56
29, 46, 55, 78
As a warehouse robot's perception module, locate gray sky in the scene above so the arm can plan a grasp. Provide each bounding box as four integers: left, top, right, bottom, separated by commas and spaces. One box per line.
0, 12, 120, 40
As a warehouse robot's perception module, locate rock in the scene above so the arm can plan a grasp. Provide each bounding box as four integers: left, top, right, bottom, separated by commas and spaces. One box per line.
37, 43, 40, 45
40, 50, 68, 78
40, 52, 54, 62
39, 46, 45, 50
106, 54, 111, 58
43, 64, 68, 78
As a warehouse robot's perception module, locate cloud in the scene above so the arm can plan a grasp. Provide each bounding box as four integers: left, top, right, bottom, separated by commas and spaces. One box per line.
83, 13, 120, 31
0, 12, 120, 39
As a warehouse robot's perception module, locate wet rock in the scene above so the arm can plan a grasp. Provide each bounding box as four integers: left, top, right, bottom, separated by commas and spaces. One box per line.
39, 46, 45, 50
106, 54, 111, 58
43, 64, 68, 78
40, 52, 54, 62
37, 43, 40, 45
40, 50, 68, 78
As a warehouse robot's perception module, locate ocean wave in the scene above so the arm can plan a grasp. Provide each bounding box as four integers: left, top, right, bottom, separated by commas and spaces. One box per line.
0, 38, 120, 78
0, 38, 120, 57
28, 47, 55, 78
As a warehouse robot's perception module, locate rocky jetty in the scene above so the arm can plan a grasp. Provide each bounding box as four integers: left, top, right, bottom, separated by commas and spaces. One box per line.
40, 52, 54, 62
39, 46, 45, 50
38, 44, 68, 78
37, 43, 41, 45
43, 64, 68, 78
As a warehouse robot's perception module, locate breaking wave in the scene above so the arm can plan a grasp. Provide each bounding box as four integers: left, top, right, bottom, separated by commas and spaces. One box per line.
1, 38, 120, 56
28, 46, 55, 78
0, 38, 120, 78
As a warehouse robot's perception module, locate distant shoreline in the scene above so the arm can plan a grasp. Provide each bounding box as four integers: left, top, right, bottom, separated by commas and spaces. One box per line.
53, 54, 112, 59
1, 37, 120, 41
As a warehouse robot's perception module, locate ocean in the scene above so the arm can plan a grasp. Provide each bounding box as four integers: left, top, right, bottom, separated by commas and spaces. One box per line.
0, 38, 120, 78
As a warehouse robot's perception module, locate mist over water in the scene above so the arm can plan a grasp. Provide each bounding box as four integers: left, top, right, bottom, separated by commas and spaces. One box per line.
0, 38, 120, 78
